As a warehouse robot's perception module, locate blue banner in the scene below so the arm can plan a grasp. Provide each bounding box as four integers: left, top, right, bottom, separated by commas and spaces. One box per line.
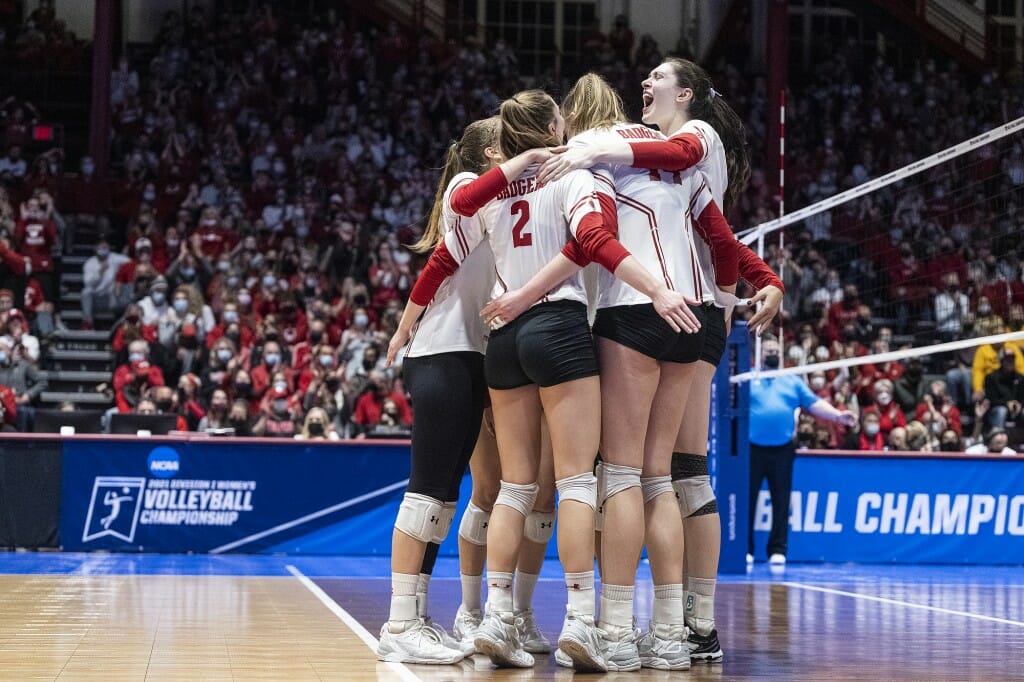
61, 439, 411, 553
752, 454, 1024, 564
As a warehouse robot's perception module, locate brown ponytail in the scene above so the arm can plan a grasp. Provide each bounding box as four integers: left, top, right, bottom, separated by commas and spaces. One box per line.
499, 90, 561, 159
412, 117, 500, 253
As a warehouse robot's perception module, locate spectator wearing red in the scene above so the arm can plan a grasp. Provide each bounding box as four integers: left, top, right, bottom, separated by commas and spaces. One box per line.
152, 384, 189, 431
13, 195, 57, 300
60, 156, 110, 225
863, 378, 906, 439
913, 380, 963, 435
206, 301, 255, 350
194, 206, 238, 259
352, 370, 412, 436
250, 340, 289, 400
176, 373, 206, 430
844, 411, 885, 451
115, 237, 156, 297
826, 284, 861, 344
0, 383, 17, 428
112, 303, 158, 354
113, 340, 165, 413
253, 384, 298, 438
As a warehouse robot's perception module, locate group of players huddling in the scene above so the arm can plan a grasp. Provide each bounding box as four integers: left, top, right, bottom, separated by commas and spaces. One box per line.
375, 58, 785, 673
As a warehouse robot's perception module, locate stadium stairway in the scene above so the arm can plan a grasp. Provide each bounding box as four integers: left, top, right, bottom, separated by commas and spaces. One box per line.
41, 225, 116, 410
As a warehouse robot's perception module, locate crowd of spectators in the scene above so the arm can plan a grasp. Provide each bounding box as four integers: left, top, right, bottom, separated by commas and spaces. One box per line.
0, 3, 1021, 450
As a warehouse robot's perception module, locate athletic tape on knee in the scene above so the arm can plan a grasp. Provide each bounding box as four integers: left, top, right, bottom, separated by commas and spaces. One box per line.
594, 461, 606, 532
524, 510, 556, 543
556, 471, 598, 510
458, 502, 491, 545
494, 480, 539, 517
431, 501, 457, 543
640, 475, 674, 504
601, 462, 642, 502
395, 493, 446, 543
673, 475, 716, 517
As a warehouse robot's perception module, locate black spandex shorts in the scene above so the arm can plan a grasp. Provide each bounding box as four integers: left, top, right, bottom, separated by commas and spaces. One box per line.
403, 351, 486, 501
593, 302, 707, 364
485, 300, 599, 390
698, 303, 727, 365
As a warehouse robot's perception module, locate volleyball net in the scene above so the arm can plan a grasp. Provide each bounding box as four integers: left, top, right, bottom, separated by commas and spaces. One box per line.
723, 115, 1024, 450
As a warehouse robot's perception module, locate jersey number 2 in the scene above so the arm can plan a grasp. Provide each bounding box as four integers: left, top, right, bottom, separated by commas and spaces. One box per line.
511, 201, 532, 247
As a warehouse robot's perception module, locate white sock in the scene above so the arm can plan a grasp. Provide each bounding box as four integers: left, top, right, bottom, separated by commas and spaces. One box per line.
514, 571, 539, 612
687, 577, 717, 635
461, 573, 482, 612
416, 572, 431, 618
565, 571, 595, 619
653, 583, 685, 631
599, 583, 634, 638
388, 572, 420, 629
486, 570, 514, 614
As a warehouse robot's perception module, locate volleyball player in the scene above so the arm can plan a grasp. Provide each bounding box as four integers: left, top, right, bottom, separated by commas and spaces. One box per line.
480, 73, 740, 671
535, 58, 785, 662
377, 117, 557, 664
406, 89, 700, 670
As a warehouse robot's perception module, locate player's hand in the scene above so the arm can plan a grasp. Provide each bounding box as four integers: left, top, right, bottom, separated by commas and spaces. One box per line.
480, 289, 534, 330
650, 288, 701, 334
747, 285, 783, 336
385, 326, 411, 367
526, 146, 566, 167
537, 146, 595, 185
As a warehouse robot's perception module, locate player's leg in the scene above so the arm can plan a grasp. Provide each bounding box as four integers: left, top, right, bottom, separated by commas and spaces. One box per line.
452, 408, 499, 648
636, 360, 697, 671
515, 416, 555, 654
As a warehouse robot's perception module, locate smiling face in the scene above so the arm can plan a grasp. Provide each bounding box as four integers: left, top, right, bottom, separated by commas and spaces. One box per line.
641, 62, 689, 131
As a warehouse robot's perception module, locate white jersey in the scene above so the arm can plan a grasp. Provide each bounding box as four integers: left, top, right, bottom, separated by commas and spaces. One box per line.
406, 172, 494, 357
667, 119, 731, 306
446, 167, 600, 307
571, 123, 712, 308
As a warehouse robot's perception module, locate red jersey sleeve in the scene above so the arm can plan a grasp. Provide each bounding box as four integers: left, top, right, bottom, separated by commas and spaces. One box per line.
737, 243, 784, 292
630, 133, 704, 172
408, 241, 459, 306
449, 167, 508, 217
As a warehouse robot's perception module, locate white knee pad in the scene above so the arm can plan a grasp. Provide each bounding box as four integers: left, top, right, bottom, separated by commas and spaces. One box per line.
494, 480, 539, 518
640, 475, 674, 504
524, 510, 556, 543
433, 500, 457, 543
395, 493, 446, 543
556, 472, 597, 510
602, 462, 642, 502
458, 502, 491, 545
595, 461, 606, 532
673, 475, 717, 517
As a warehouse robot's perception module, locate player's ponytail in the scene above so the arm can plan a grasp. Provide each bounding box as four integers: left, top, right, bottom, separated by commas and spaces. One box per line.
563, 72, 628, 138
413, 117, 501, 253
665, 57, 751, 211
499, 90, 561, 159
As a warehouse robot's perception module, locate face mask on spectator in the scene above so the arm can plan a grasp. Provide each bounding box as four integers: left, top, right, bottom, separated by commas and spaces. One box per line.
216, 348, 232, 363
218, 260, 231, 272
262, 275, 276, 289
810, 376, 826, 390
940, 439, 959, 452
815, 346, 830, 361
230, 418, 248, 432
82, 161, 95, 174
143, 189, 156, 201
354, 314, 369, 327
235, 382, 251, 396
152, 292, 166, 305
173, 299, 189, 314
326, 376, 341, 392
238, 294, 252, 306
97, 247, 110, 259
763, 354, 780, 369
0, 351, 8, 364
296, 225, 309, 238
129, 352, 144, 362
266, 354, 281, 367
227, 276, 240, 288
978, 305, 992, 316
307, 422, 325, 436
864, 423, 880, 436
156, 398, 173, 411
876, 391, 892, 405
309, 331, 323, 344
305, 276, 317, 289
166, 238, 180, 250
223, 311, 238, 324
393, 250, 411, 265
319, 355, 333, 368
181, 268, 196, 280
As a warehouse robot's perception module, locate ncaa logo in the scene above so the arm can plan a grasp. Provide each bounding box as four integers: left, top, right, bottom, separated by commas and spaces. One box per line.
148, 446, 180, 478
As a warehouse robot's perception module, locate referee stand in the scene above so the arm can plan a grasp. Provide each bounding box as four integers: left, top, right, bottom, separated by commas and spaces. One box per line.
712, 321, 751, 574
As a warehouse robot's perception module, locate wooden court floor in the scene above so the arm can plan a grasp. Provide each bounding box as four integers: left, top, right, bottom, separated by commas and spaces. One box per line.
0, 554, 1021, 680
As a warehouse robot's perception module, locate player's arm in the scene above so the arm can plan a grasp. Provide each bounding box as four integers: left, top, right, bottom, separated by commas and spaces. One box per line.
538, 132, 705, 184
739, 244, 785, 335
449, 147, 560, 217
689, 178, 739, 288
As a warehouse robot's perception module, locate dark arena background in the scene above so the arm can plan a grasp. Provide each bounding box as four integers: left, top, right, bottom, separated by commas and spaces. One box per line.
0, 1, 1022, 679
